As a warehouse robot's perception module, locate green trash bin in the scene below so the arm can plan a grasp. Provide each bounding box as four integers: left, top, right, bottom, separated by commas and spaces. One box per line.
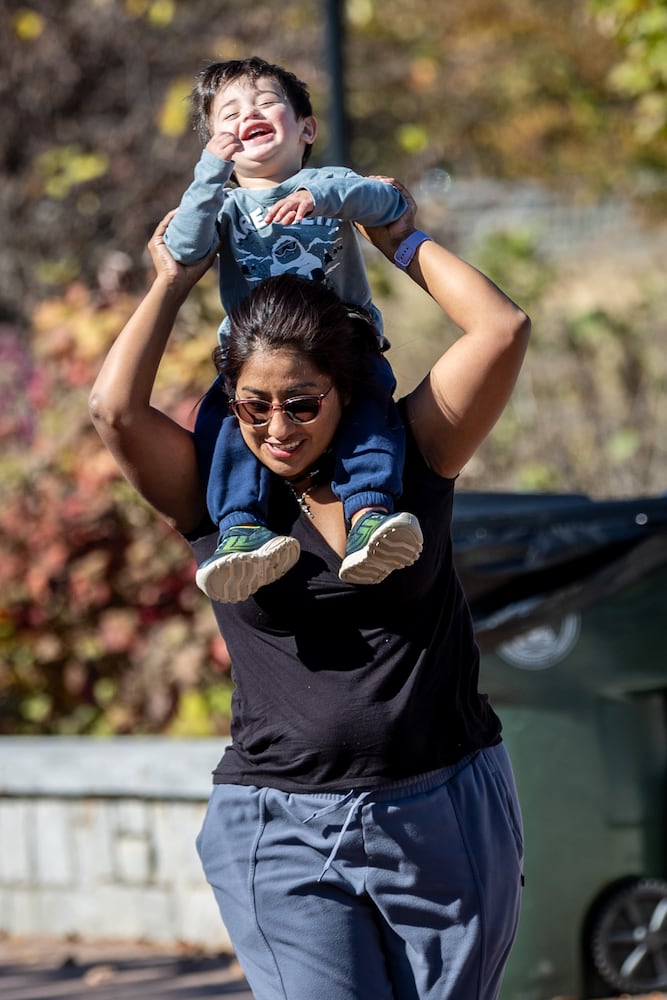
452, 492, 667, 1000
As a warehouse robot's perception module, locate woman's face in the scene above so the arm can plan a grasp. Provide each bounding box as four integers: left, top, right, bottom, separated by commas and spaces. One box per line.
232, 347, 344, 481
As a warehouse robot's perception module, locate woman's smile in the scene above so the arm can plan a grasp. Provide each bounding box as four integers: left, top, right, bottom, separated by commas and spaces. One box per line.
264, 437, 306, 460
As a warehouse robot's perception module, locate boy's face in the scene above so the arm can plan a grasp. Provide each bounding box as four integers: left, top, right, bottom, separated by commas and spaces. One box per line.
209, 76, 317, 185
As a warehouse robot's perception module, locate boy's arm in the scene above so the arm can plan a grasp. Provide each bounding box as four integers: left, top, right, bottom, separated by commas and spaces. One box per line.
264, 169, 408, 227
164, 150, 235, 264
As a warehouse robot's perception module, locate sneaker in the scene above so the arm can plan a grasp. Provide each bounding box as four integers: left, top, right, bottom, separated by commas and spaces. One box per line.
195, 525, 300, 603
339, 511, 423, 585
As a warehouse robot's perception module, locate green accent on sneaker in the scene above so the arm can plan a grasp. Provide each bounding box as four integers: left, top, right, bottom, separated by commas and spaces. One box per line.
195, 525, 300, 604
339, 511, 424, 586
211, 524, 278, 557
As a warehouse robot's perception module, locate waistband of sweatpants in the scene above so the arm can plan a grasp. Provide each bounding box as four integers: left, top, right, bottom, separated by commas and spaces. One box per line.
293, 742, 503, 807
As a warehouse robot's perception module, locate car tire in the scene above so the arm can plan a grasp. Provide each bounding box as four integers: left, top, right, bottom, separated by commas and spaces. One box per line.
588, 876, 667, 995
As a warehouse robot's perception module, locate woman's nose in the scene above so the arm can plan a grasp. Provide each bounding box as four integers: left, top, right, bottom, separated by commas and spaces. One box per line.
266, 408, 293, 436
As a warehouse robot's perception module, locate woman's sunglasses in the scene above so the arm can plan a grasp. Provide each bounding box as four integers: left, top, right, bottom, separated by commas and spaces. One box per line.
230, 385, 334, 426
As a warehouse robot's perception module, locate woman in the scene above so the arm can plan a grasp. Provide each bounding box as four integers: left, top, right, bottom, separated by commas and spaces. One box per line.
90, 184, 530, 1000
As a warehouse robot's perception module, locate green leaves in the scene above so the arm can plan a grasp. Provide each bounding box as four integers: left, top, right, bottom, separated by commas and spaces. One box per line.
0, 283, 232, 738
35, 145, 109, 200
591, 0, 667, 139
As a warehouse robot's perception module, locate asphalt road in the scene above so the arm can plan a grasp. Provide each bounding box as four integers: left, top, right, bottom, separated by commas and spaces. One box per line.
0, 938, 253, 1000
3, 938, 667, 1000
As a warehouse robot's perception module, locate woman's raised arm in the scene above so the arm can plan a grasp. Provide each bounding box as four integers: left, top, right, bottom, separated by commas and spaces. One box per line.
361, 182, 531, 479
89, 212, 216, 535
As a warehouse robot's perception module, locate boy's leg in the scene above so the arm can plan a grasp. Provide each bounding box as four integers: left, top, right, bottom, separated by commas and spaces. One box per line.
334, 353, 423, 584
194, 401, 299, 603
193, 376, 274, 531
333, 353, 403, 521
192, 375, 228, 492
206, 412, 273, 534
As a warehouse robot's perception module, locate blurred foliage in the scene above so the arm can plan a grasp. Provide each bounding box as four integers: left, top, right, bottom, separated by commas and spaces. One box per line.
459, 231, 667, 498
592, 0, 667, 141
1, 0, 666, 735
1, 0, 666, 321
0, 271, 234, 736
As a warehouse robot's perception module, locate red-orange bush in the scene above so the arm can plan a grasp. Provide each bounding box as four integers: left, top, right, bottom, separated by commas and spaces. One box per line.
0, 281, 232, 736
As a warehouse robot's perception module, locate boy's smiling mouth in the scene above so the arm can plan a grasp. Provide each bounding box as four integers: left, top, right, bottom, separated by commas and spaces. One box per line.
241, 124, 274, 142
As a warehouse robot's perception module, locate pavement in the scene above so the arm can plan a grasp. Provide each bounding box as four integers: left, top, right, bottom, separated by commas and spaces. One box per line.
0, 937, 253, 999
3, 937, 667, 1000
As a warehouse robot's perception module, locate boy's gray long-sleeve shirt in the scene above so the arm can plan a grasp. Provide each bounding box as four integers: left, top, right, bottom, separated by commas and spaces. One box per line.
164, 151, 407, 339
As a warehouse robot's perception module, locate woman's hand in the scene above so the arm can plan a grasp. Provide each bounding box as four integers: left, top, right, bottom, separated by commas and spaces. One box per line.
355, 177, 418, 260
148, 210, 220, 295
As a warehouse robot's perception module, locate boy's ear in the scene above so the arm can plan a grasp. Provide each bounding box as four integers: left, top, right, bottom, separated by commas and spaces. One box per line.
300, 116, 318, 145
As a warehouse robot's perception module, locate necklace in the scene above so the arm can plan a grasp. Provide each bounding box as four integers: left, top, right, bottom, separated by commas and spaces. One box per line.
284, 481, 316, 519
282, 450, 335, 520
283, 467, 320, 520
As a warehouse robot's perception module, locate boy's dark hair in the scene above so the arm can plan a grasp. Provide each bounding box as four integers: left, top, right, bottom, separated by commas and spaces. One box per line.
192, 56, 315, 165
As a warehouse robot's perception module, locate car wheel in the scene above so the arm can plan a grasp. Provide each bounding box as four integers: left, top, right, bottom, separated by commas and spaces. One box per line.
588, 877, 667, 995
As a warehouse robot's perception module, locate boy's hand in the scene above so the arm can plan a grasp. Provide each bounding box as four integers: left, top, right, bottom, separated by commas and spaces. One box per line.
205, 131, 244, 163
264, 189, 315, 225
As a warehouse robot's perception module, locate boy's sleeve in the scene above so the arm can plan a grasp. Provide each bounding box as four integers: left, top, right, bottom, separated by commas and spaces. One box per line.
302, 168, 407, 226
164, 150, 235, 263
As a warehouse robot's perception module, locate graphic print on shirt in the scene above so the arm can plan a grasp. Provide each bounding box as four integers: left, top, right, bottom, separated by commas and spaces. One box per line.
228, 211, 343, 289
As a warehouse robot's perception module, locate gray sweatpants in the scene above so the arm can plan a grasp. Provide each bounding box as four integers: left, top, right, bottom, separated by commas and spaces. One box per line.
196, 743, 524, 1000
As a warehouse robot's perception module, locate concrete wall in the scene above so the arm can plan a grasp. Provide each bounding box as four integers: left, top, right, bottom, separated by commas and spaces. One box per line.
0, 737, 232, 949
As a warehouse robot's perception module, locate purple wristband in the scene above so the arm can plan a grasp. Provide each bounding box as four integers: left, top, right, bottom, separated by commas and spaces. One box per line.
393, 230, 432, 270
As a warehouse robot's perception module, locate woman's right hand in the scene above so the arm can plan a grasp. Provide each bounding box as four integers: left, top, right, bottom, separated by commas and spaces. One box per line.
90, 208, 213, 536
148, 210, 220, 295
355, 177, 419, 261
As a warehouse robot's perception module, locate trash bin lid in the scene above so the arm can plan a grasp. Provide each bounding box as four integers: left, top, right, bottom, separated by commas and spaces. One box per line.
452, 491, 667, 648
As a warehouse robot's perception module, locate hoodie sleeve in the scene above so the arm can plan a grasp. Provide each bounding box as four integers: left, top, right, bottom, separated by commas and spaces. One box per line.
164, 150, 235, 263
300, 167, 407, 226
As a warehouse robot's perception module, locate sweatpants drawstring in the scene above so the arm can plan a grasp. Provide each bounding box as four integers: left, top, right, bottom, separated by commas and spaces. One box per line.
303, 791, 370, 882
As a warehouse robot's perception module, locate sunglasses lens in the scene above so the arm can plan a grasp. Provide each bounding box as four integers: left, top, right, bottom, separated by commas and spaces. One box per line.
284, 398, 321, 423
236, 400, 271, 424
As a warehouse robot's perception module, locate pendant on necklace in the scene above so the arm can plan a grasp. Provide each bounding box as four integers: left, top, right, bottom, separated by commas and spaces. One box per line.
285, 482, 315, 519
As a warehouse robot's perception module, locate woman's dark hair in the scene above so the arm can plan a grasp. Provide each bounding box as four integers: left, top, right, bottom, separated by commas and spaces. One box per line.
192, 56, 314, 165
215, 275, 380, 400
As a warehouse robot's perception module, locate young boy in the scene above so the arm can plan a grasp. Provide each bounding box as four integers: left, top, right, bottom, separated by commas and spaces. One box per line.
165, 56, 423, 603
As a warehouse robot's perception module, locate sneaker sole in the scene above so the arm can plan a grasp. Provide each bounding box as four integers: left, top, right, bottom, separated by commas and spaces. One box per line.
339, 514, 424, 585
196, 535, 301, 603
